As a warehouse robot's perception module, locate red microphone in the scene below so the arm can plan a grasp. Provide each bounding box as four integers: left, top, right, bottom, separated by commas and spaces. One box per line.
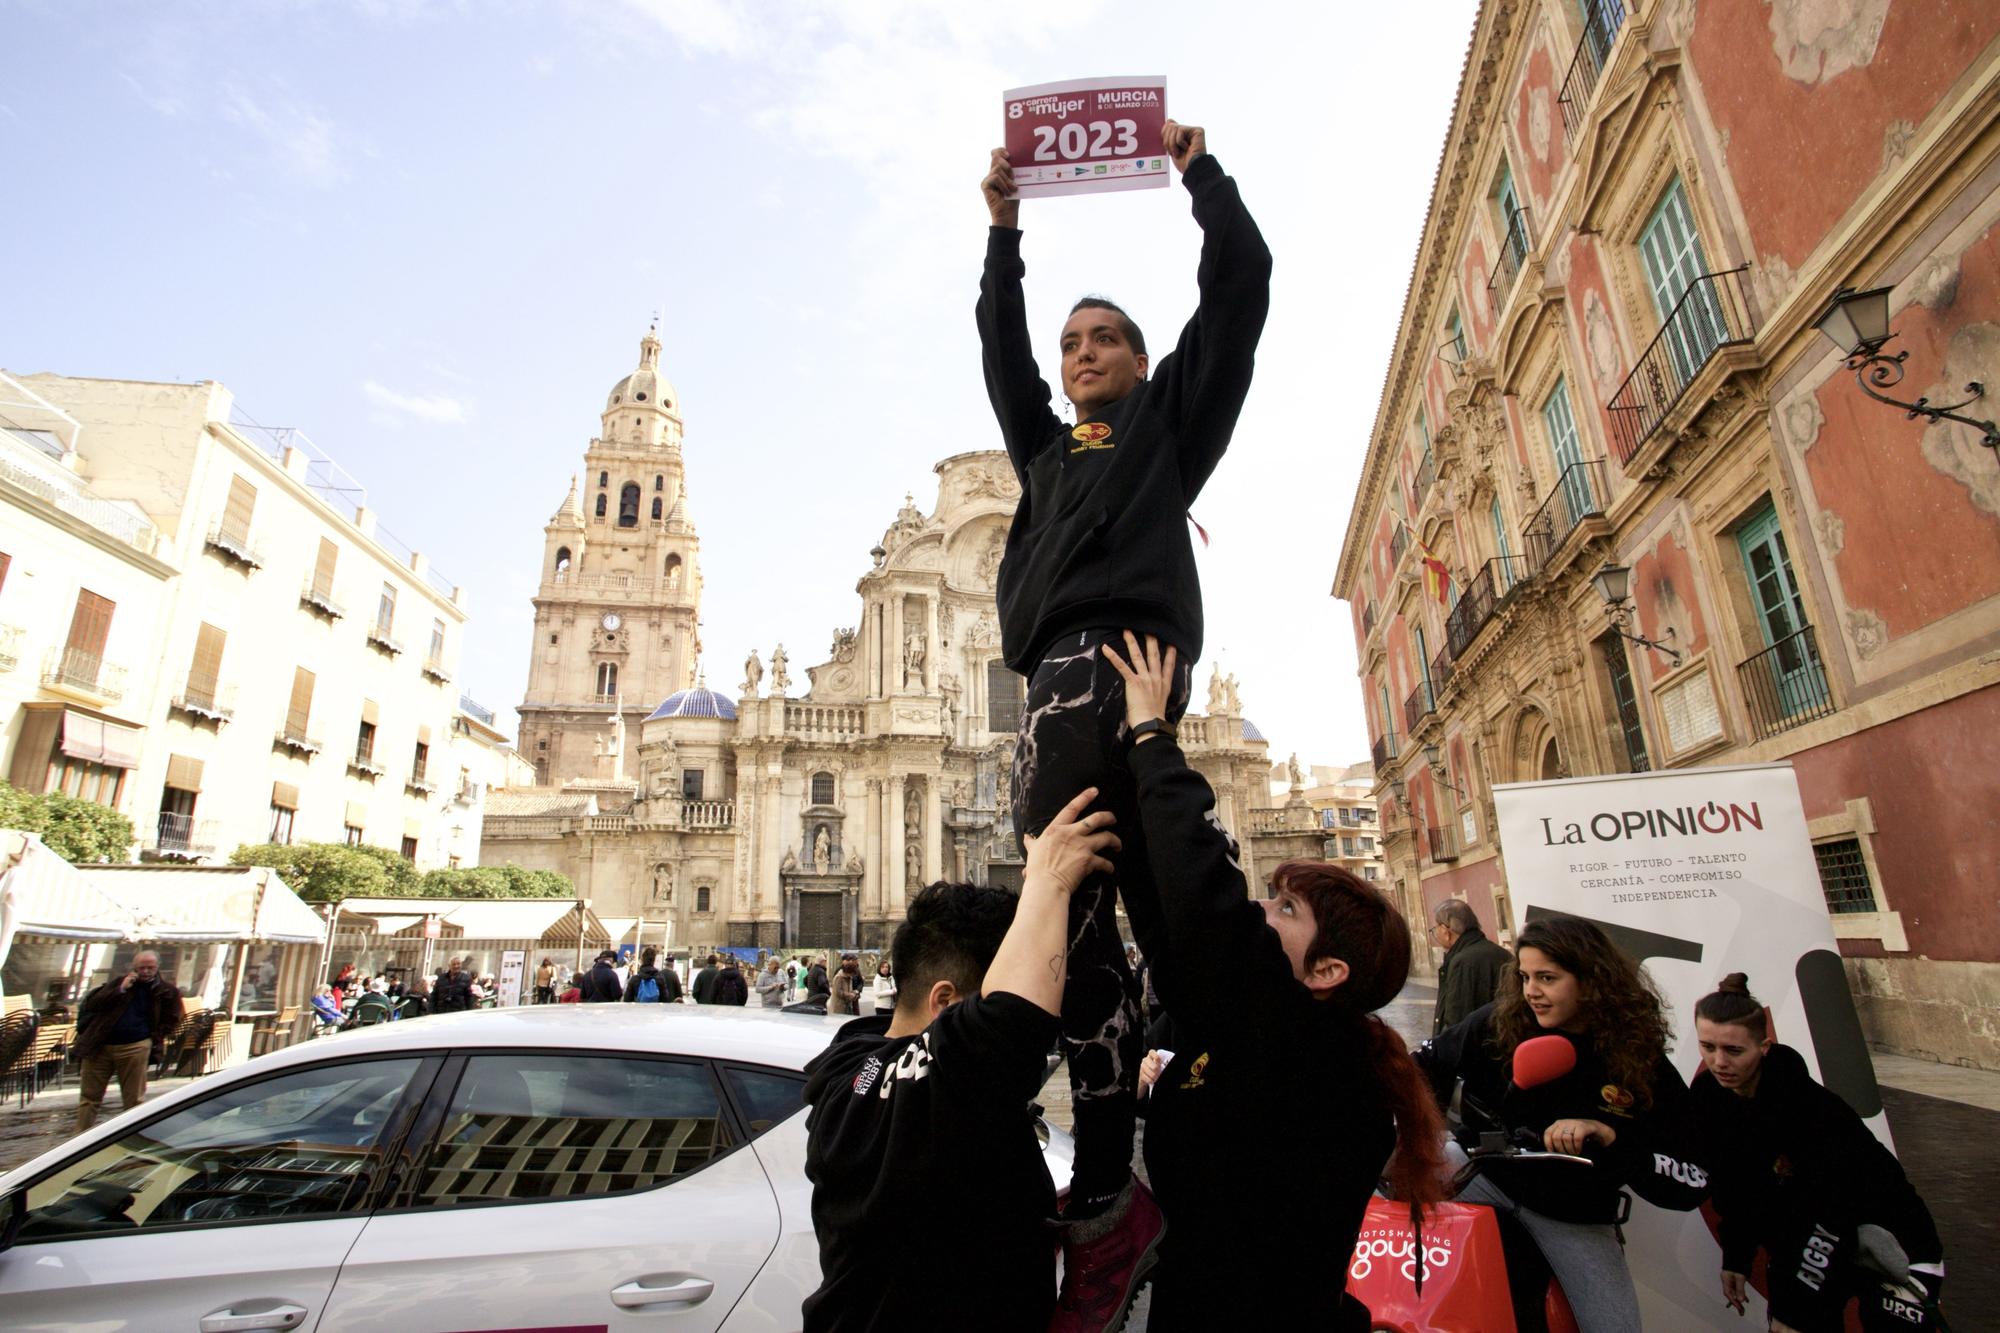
1512, 1034, 1577, 1089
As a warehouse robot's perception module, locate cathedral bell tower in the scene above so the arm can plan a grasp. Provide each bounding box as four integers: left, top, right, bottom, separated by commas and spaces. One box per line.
518, 326, 705, 786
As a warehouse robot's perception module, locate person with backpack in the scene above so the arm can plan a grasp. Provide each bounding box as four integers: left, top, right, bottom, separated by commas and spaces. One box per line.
711, 959, 749, 1006
624, 947, 683, 1005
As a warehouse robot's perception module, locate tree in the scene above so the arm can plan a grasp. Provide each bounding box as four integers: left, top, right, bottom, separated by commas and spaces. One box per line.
0, 781, 134, 863
229, 841, 422, 903
418, 864, 573, 899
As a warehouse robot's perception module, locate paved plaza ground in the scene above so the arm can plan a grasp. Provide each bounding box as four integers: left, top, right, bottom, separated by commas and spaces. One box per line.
2, 982, 1991, 1328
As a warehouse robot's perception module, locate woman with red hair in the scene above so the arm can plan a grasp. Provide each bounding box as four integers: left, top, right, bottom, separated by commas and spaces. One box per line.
1104, 633, 1445, 1331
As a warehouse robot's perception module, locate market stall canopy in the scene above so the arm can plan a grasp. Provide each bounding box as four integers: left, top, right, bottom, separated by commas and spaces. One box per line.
0, 830, 138, 946
76, 865, 326, 945
332, 897, 609, 945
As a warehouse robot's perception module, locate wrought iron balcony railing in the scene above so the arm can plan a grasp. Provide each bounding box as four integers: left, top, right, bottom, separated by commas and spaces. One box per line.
171, 675, 236, 723
1371, 731, 1400, 772
1389, 523, 1410, 569
1427, 824, 1460, 864
43, 647, 127, 702
349, 750, 385, 778
274, 725, 322, 757
1404, 680, 1437, 735
147, 812, 221, 860
406, 770, 437, 797
365, 625, 403, 656
1362, 601, 1377, 638
0, 623, 23, 672
1737, 624, 1836, 739
421, 656, 452, 684
1607, 265, 1755, 466
1522, 458, 1610, 576
1489, 206, 1532, 308
459, 694, 496, 725
1411, 451, 1437, 513
1446, 555, 1533, 658
1431, 646, 1455, 697
299, 579, 344, 620
204, 521, 265, 570
1557, 0, 1627, 142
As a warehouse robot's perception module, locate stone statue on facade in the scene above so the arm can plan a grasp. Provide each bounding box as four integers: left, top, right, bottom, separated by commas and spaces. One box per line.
770, 644, 790, 693
1207, 667, 1228, 716
780, 848, 798, 874
742, 649, 764, 697
845, 849, 863, 874
609, 710, 626, 783
1225, 673, 1241, 714
1288, 753, 1305, 790
905, 839, 921, 888
903, 630, 926, 688
813, 825, 832, 875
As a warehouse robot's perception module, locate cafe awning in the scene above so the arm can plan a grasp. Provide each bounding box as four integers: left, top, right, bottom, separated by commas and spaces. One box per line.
75, 865, 325, 945
0, 829, 137, 946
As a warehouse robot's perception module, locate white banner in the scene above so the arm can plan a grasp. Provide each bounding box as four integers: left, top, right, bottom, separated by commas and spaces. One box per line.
497, 949, 526, 1008
1492, 761, 1888, 1332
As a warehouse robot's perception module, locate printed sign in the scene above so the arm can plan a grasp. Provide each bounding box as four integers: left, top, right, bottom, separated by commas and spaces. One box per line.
1003, 76, 1169, 199
497, 949, 526, 1008
1493, 762, 1888, 1332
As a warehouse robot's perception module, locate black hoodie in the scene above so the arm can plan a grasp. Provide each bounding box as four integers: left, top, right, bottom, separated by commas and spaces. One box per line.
1122, 737, 1390, 1331
1685, 1042, 1940, 1273
1417, 1003, 1709, 1224
976, 153, 1272, 675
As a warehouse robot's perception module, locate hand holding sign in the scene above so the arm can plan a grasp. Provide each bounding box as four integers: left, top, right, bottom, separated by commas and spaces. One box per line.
1161, 119, 1206, 174
982, 147, 1019, 229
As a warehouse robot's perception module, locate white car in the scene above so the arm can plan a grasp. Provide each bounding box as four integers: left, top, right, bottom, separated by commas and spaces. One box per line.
0, 1005, 1074, 1332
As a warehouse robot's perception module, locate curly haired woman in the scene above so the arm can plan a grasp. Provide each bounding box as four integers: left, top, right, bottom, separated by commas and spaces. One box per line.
1416, 914, 1709, 1332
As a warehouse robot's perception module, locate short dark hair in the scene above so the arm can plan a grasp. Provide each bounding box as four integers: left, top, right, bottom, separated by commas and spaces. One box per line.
890, 881, 1018, 1015
1067, 296, 1147, 359
640, 946, 657, 967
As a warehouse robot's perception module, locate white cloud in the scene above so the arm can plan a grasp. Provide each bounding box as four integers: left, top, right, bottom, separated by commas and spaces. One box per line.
118, 72, 184, 118
362, 380, 469, 425
222, 87, 346, 188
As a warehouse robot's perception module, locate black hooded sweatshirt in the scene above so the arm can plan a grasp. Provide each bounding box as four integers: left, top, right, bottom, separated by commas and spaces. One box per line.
1121, 737, 1391, 1331
1685, 1042, 1940, 1274
1417, 1003, 1710, 1224
976, 152, 1271, 675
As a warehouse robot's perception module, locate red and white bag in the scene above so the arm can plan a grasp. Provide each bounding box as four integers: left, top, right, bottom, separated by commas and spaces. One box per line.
1345, 1198, 1519, 1333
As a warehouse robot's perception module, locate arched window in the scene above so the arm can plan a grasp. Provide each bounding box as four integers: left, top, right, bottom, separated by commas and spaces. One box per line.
654, 475, 664, 491
987, 660, 1024, 733
618, 482, 641, 528
664, 553, 682, 589
651, 497, 663, 521
811, 771, 835, 805
598, 471, 608, 487
595, 662, 618, 698
594, 494, 607, 518
553, 546, 571, 580
696, 885, 711, 914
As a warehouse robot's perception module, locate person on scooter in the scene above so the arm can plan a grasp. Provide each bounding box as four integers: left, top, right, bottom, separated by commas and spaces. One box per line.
1104, 632, 1448, 1330
1688, 974, 1944, 1332
1416, 913, 1708, 1332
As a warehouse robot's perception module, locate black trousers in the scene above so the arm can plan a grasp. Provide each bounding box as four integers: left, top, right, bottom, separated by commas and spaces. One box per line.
1013, 629, 1190, 1206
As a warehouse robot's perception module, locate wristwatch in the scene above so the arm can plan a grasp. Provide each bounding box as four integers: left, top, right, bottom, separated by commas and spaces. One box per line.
1127, 718, 1177, 748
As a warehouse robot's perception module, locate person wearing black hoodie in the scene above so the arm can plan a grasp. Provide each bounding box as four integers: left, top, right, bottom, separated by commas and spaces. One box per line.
976, 116, 1271, 1326
623, 947, 682, 1004
1417, 915, 1709, 1332
800, 787, 1119, 1332
581, 951, 624, 1003
1688, 974, 1944, 1331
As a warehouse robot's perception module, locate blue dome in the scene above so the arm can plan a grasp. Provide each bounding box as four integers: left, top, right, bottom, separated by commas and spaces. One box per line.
1241, 717, 1266, 742
644, 685, 738, 721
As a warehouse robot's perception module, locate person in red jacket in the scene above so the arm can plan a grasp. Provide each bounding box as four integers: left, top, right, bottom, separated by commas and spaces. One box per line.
1688, 974, 1944, 1331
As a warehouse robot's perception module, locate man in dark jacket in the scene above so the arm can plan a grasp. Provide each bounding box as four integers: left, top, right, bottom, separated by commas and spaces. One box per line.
430, 958, 474, 1014
1431, 899, 1512, 1034
74, 951, 184, 1131
691, 955, 721, 1004
978, 118, 1270, 1322
806, 956, 831, 1005
711, 960, 749, 1006
582, 951, 624, 1003
623, 947, 682, 1003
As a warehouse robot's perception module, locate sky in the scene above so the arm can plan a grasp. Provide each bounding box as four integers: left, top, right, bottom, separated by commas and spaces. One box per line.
1, 0, 1479, 771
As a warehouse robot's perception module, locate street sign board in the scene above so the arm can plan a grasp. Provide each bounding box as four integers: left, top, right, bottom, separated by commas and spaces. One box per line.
1003, 76, 1169, 199
497, 949, 526, 1007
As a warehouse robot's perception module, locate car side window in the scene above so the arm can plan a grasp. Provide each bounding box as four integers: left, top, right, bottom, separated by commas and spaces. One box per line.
721, 1064, 806, 1134
411, 1054, 734, 1207
18, 1057, 425, 1241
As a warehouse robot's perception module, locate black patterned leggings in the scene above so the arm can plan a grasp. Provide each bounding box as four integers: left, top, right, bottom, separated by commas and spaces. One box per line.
1013, 629, 1191, 1208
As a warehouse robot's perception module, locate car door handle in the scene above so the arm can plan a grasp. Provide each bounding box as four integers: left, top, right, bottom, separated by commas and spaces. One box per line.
610, 1276, 715, 1309
198, 1303, 309, 1333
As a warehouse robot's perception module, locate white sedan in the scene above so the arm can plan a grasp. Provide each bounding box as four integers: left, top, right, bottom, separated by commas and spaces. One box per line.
0, 1005, 1074, 1332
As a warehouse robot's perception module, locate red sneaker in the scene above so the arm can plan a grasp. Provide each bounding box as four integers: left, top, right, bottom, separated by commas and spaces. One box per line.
1049, 1179, 1165, 1333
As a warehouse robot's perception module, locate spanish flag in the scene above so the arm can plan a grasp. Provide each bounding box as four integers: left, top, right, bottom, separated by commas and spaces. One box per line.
1418, 534, 1452, 606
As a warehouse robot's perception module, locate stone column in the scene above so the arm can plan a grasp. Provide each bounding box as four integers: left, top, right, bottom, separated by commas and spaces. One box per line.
864, 776, 882, 919
925, 595, 940, 694
888, 595, 904, 695
760, 764, 785, 924
887, 773, 907, 916
923, 775, 943, 884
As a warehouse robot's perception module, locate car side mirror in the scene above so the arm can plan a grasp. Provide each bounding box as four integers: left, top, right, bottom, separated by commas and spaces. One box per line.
0, 1187, 25, 1253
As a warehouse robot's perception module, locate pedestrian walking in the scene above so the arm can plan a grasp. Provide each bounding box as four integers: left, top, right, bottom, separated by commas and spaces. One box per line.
756, 958, 787, 1008
806, 955, 831, 1006
582, 950, 624, 1003
623, 947, 683, 1004
431, 957, 474, 1014
870, 958, 896, 1016
711, 959, 749, 1006
534, 957, 557, 1004
692, 954, 721, 1004
977, 116, 1270, 1326
1430, 898, 1512, 1034
829, 955, 862, 1015
73, 951, 184, 1132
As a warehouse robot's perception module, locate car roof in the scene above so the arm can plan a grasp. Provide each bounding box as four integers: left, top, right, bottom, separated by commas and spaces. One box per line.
245, 1005, 853, 1076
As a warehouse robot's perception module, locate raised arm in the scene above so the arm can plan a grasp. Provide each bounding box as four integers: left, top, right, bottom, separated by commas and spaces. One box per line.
975, 147, 1064, 478
1105, 633, 1298, 1022
1148, 122, 1274, 500
983, 786, 1119, 1014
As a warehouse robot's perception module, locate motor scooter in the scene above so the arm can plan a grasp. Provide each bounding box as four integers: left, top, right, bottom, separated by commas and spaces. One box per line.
1348, 1034, 1618, 1333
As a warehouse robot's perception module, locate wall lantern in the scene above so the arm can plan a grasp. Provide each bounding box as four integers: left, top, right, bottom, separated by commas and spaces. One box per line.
1591, 563, 1682, 668
1813, 285, 1999, 454
1421, 742, 1469, 799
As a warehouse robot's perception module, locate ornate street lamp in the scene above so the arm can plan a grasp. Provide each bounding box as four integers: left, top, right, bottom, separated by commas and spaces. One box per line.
1591, 563, 1682, 667
1422, 742, 1470, 799
1813, 286, 2000, 454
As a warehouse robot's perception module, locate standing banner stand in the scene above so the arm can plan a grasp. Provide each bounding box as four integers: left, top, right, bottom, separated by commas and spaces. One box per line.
497, 950, 526, 1008
1493, 761, 1888, 1332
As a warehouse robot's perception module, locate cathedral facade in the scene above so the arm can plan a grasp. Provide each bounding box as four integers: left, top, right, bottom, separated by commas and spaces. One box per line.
482, 333, 1272, 953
